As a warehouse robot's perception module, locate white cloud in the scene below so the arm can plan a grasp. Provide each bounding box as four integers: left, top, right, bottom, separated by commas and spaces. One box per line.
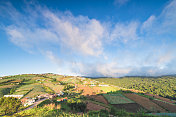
96, 62, 131, 77
110, 22, 138, 42
45, 51, 62, 65
3, 4, 105, 57
141, 15, 156, 32
141, 0, 176, 35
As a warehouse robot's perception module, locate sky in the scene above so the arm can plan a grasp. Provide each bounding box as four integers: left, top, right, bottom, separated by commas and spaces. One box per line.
0, 0, 176, 77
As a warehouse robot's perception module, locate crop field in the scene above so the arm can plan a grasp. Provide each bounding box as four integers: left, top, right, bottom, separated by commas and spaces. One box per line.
86, 101, 108, 111
145, 93, 176, 104
43, 83, 64, 93
0, 85, 16, 88
100, 86, 119, 93
24, 84, 46, 97
13, 83, 46, 97
87, 95, 108, 104
76, 85, 95, 95
124, 93, 167, 112
75, 85, 101, 95
113, 103, 144, 112
103, 94, 134, 104
151, 99, 176, 112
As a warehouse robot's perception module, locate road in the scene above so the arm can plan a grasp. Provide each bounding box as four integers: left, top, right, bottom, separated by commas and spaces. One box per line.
22, 97, 48, 111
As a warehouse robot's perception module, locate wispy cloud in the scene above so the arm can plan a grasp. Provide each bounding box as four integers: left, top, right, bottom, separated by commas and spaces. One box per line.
110, 22, 139, 42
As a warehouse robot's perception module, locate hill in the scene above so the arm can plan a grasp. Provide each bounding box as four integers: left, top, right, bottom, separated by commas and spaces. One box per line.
0, 74, 176, 117
95, 76, 176, 100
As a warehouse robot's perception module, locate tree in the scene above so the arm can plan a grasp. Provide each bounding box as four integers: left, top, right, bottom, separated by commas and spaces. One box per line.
0, 97, 22, 115
67, 98, 86, 112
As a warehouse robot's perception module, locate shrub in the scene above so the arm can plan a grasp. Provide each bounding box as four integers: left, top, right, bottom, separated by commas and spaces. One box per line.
0, 97, 22, 115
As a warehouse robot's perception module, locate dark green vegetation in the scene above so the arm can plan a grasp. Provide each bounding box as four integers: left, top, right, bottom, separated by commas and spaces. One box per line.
96, 76, 176, 100
0, 88, 11, 97
0, 97, 22, 115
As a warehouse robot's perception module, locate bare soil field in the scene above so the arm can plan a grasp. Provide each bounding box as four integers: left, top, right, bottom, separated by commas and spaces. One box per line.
76, 85, 101, 95
113, 103, 144, 113
127, 89, 144, 93
151, 99, 176, 112
87, 95, 108, 104
145, 93, 176, 104
86, 101, 108, 111
124, 93, 167, 112
10, 79, 22, 83
0, 85, 16, 88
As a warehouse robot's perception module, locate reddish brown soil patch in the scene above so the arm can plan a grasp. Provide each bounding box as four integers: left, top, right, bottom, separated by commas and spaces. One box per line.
151, 99, 176, 112
145, 93, 176, 104
0, 85, 15, 88
86, 102, 108, 111
76, 85, 101, 95
113, 103, 144, 113
127, 89, 144, 93
11, 79, 22, 83
124, 93, 166, 112
87, 95, 108, 104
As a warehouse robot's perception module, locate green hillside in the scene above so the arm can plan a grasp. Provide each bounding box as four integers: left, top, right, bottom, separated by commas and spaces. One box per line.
96, 76, 176, 100
1, 74, 176, 117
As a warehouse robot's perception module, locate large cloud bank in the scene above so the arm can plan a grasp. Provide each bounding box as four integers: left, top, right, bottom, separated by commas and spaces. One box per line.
1, 0, 176, 77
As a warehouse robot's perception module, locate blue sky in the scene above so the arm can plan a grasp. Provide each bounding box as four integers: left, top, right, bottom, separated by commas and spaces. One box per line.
0, 0, 176, 77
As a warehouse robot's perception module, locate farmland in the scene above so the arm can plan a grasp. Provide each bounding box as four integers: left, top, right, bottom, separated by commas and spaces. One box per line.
124, 93, 167, 112
87, 95, 108, 104
103, 93, 134, 104
151, 99, 176, 112
113, 103, 144, 113
86, 101, 108, 111
145, 93, 176, 104
1, 74, 176, 117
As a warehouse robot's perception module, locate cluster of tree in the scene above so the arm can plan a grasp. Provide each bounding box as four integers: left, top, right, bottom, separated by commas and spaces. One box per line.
0, 88, 11, 97
107, 90, 133, 94
63, 85, 75, 91
67, 98, 86, 112
10, 87, 17, 94
0, 97, 22, 115
51, 78, 57, 82
59, 81, 68, 85
97, 76, 176, 99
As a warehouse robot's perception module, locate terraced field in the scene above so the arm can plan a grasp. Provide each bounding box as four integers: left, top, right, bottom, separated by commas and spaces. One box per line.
103, 94, 134, 104
124, 93, 167, 112
151, 99, 176, 112
13, 83, 46, 97
145, 93, 176, 104
43, 83, 64, 93
113, 103, 144, 112
86, 101, 108, 111
87, 95, 108, 104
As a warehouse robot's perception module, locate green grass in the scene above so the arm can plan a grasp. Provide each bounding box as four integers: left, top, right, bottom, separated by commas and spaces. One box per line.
13, 84, 46, 97
103, 94, 134, 104
43, 85, 55, 94
100, 86, 119, 93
